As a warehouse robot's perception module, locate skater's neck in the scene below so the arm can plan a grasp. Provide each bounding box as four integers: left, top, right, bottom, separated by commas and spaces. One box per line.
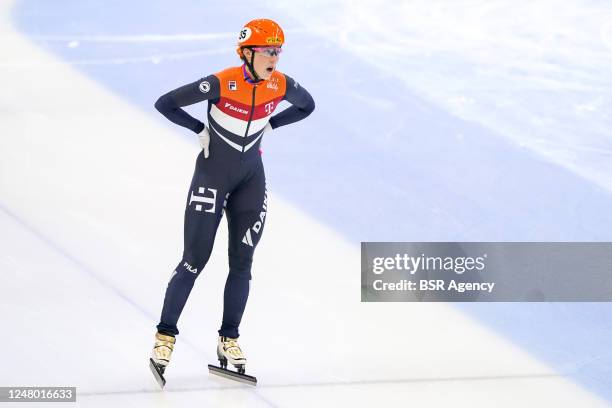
242, 64, 261, 84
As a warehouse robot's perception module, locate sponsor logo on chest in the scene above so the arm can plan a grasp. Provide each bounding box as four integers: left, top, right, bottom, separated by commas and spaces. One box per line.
266, 76, 279, 91
225, 102, 249, 115
264, 101, 275, 115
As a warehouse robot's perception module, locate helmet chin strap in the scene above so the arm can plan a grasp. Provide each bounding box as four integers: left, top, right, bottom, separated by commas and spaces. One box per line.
242, 47, 262, 82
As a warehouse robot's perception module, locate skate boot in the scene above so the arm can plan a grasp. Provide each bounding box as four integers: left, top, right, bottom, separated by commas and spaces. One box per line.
217, 336, 246, 372
149, 331, 176, 388
208, 336, 257, 385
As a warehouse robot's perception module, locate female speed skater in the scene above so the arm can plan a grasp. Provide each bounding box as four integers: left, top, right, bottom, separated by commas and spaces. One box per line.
149, 18, 315, 386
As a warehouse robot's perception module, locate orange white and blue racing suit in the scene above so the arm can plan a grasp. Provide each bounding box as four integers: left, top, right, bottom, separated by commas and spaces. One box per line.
154, 65, 315, 338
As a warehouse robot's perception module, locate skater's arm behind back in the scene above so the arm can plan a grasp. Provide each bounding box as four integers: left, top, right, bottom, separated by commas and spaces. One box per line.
268, 74, 315, 130
155, 75, 221, 134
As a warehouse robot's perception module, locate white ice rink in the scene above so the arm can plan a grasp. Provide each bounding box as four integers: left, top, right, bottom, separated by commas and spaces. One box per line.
1, 0, 611, 407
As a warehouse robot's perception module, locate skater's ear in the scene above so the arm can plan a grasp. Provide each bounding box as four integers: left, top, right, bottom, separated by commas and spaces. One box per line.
242, 48, 253, 60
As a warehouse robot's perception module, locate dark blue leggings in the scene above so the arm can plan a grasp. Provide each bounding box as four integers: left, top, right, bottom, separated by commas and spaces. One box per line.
157, 151, 267, 338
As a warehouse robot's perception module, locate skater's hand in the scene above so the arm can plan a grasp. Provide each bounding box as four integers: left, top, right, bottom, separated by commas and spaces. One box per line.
199, 127, 210, 158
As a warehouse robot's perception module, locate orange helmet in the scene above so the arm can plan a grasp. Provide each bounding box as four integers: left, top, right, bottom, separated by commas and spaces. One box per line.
236, 18, 284, 58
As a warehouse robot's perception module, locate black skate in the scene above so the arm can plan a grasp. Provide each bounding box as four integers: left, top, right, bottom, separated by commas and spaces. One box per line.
149, 331, 175, 388
208, 350, 257, 386
149, 358, 168, 388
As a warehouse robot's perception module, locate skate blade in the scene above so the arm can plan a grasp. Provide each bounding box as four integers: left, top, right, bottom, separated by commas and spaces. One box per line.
149, 358, 167, 388
208, 364, 257, 386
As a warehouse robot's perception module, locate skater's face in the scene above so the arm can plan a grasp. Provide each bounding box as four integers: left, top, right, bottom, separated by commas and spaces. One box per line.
243, 47, 281, 80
